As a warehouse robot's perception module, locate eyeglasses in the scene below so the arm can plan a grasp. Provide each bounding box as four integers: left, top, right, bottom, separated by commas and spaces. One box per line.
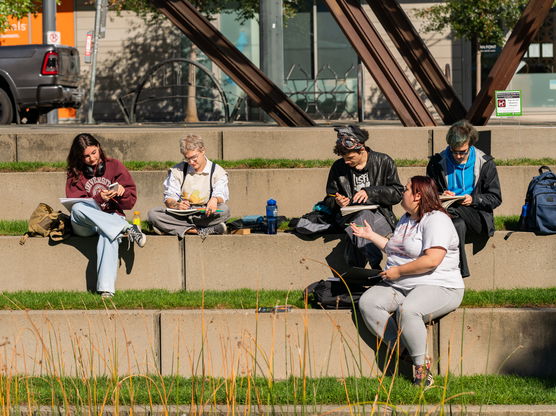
184, 153, 202, 163
450, 148, 469, 156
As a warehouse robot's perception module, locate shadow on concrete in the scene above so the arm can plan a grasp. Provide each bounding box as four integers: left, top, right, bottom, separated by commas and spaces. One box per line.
351, 308, 413, 379
501, 312, 556, 377
53, 236, 136, 292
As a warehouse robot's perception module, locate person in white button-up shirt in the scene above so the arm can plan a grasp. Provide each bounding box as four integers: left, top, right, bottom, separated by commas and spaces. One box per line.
148, 135, 230, 237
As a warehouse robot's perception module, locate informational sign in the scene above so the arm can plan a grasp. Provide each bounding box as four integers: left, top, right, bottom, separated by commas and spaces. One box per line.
495, 90, 522, 117
47, 30, 61, 45
84, 31, 93, 63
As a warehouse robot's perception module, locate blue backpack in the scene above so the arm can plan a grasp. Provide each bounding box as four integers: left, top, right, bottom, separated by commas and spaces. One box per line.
519, 166, 556, 234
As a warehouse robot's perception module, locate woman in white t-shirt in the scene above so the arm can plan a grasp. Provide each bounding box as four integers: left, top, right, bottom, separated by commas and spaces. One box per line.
350, 175, 464, 387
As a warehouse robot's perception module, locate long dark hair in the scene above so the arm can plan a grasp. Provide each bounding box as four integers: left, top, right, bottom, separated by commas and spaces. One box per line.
66, 133, 107, 180
410, 176, 448, 221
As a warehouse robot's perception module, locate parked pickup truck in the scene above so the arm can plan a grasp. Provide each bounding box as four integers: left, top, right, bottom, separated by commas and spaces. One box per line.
0, 44, 81, 124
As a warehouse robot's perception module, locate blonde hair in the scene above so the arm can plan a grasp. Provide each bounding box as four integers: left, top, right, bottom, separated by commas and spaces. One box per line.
179, 134, 205, 155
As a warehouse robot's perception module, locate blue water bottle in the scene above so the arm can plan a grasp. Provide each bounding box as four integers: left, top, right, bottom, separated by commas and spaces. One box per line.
266, 198, 278, 234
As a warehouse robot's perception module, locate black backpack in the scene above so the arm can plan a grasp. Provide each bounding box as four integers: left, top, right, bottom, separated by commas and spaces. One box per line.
305, 268, 381, 309
519, 166, 556, 235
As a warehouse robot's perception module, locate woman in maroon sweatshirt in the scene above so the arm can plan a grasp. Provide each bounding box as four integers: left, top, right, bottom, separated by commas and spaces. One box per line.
66, 133, 146, 298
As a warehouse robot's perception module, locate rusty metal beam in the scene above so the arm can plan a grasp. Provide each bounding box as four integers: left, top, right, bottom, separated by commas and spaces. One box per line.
150, 0, 315, 127
324, 0, 437, 126
467, 0, 553, 125
366, 0, 467, 125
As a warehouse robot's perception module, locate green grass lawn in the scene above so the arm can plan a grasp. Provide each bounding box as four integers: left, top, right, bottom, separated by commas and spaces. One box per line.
0, 216, 523, 236
2, 375, 555, 406
0, 158, 554, 172
1, 287, 555, 310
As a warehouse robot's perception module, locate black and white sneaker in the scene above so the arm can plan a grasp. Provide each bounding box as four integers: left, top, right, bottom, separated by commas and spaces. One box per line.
413, 361, 434, 388
198, 223, 227, 239
127, 224, 147, 248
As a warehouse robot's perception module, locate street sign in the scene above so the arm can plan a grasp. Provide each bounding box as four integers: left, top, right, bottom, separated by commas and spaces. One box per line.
495, 90, 522, 117
46, 31, 61, 45
84, 31, 93, 63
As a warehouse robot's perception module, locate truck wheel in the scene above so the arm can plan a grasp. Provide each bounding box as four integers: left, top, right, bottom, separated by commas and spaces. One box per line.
0, 88, 14, 124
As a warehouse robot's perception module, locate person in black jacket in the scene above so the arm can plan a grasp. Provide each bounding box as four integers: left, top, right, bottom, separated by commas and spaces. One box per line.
426, 120, 502, 277
324, 125, 404, 269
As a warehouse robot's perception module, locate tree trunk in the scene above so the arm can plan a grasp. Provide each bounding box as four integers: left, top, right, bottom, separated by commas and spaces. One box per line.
185, 46, 199, 123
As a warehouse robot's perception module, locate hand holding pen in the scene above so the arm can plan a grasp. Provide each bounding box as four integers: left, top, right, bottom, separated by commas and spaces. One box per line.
328, 192, 350, 207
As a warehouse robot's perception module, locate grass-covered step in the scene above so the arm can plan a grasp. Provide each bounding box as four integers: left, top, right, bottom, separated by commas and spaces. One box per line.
0, 232, 555, 293
0, 288, 554, 310
2, 164, 555, 220
1, 375, 556, 408
0, 308, 554, 378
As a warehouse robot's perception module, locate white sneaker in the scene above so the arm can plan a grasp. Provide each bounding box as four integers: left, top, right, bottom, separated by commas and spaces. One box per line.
127, 224, 147, 248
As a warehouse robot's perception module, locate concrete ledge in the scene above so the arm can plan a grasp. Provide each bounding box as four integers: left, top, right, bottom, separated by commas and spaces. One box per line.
1, 232, 555, 292
0, 310, 159, 375
2, 125, 555, 162
432, 126, 556, 159
160, 309, 378, 378
439, 308, 556, 377
0, 133, 16, 162
222, 127, 432, 160
3, 165, 552, 220
182, 232, 556, 291
1, 308, 553, 378
183, 233, 348, 291
0, 235, 183, 292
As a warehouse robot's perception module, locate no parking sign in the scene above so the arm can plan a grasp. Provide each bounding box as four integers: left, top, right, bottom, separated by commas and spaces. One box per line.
47, 31, 61, 45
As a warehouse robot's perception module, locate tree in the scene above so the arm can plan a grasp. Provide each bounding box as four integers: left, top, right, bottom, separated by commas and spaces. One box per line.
416, 0, 528, 94
109, 0, 302, 22
0, 1, 44, 34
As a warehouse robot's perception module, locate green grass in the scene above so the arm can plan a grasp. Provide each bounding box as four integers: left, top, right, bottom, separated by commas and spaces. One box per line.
1, 287, 555, 310
0, 220, 28, 235
1, 375, 555, 405
0, 158, 554, 172
0, 216, 524, 236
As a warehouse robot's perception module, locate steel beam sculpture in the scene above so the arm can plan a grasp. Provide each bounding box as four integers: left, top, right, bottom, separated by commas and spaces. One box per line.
324, 0, 437, 127
366, 0, 467, 125
467, 0, 553, 125
150, 0, 315, 127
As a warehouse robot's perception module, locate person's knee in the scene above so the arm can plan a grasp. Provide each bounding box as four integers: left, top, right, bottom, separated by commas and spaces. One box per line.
398, 305, 421, 323
217, 204, 231, 221
70, 203, 88, 222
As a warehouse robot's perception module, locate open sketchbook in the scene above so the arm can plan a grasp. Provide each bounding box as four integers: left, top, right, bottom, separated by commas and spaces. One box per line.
340, 204, 379, 216
166, 207, 204, 216
59, 198, 100, 212
439, 195, 466, 209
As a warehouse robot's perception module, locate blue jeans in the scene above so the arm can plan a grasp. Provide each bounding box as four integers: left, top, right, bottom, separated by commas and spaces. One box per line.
70, 202, 130, 294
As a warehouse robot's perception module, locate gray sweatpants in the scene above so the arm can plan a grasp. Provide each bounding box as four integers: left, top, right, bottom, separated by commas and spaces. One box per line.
358, 282, 464, 365
147, 204, 230, 237
340, 209, 393, 268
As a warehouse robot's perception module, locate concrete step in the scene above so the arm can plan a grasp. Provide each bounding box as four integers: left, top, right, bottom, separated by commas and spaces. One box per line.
1, 125, 555, 162
2, 232, 555, 293
3, 165, 554, 220
0, 308, 553, 378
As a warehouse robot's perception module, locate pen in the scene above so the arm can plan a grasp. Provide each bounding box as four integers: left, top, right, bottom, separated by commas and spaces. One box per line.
328, 193, 337, 197
346, 223, 364, 227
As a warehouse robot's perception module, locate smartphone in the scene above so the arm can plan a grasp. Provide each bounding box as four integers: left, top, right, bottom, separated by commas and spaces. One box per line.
108, 182, 119, 191
257, 305, 292, 313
